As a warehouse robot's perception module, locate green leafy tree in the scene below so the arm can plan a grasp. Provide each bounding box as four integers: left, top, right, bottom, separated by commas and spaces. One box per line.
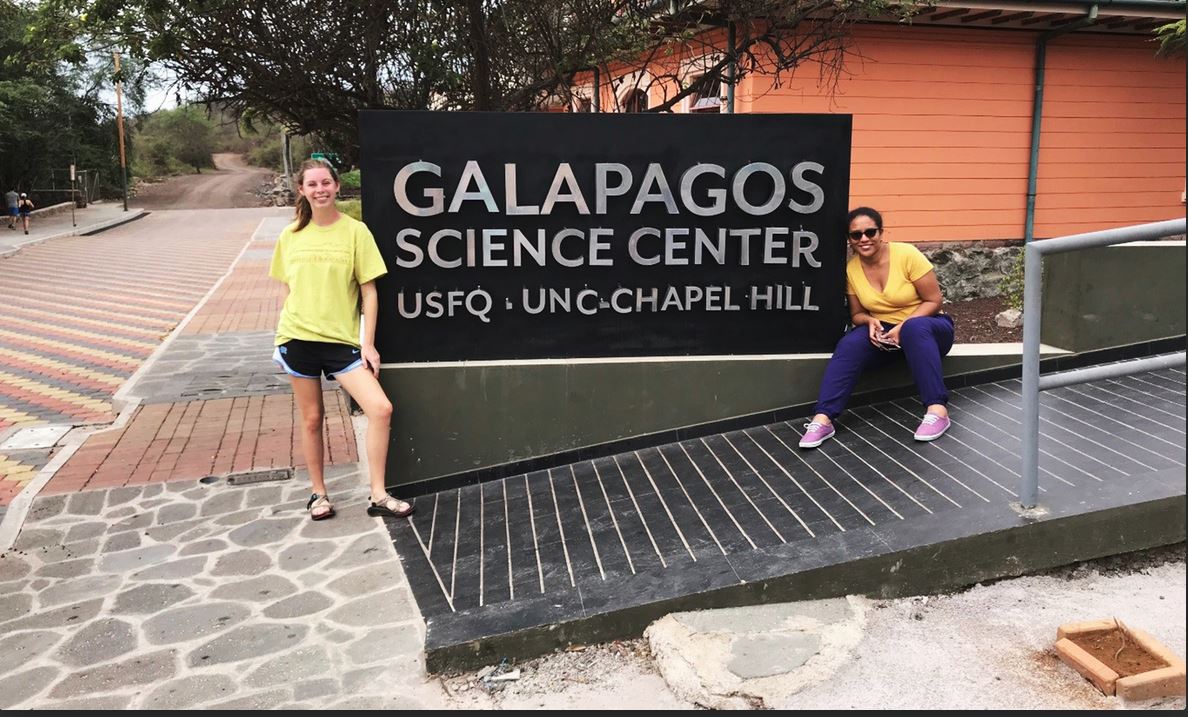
163, 106, 213, 172
1155, 19, 1185, 57
32, 0, 912, 161
132, 106, 216, 175
0, 0, 125, 197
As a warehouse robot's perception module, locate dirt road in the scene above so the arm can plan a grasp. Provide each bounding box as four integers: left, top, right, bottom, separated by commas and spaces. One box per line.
131, 153, 275, 210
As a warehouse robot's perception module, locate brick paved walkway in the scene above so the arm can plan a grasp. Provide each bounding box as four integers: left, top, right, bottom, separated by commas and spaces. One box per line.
2, 209, 357, 502
0, 211, 259, 500
182, 243, 283, 335
0, 212, 431, 712
0, 211, 246, 433
35, 213, 357, 496
46, 392, 357, 495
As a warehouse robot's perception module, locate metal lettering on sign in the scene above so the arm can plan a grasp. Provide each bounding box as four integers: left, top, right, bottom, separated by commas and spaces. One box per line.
360, 111, 852, 361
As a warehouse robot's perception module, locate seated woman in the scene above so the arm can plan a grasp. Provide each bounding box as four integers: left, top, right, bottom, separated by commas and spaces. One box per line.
800, 206, 954, 448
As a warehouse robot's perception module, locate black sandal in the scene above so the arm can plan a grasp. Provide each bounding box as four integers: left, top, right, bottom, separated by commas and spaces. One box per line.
367, 492, 415, 518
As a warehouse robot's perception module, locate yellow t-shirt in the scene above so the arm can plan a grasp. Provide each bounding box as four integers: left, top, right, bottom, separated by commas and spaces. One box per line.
845, 242, 935, 324
269, 214, 388, 347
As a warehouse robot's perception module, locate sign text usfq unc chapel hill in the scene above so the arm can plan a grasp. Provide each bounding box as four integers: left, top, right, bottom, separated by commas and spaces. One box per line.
360, 111, 852, 362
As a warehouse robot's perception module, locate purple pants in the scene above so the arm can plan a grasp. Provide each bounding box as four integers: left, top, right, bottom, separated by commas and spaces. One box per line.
813, 315, 955, 419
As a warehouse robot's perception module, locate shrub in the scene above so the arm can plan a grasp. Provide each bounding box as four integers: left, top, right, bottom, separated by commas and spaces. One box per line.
133, 106, 215, 177
247, 139, 283, 171
336, 199, 362, 221
1000, 252, 1025, 311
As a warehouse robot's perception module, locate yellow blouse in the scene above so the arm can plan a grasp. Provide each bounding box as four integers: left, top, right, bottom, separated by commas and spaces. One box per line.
845, 242, 935, 324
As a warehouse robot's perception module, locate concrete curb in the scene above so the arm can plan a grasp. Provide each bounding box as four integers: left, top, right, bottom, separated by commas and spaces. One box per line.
0, 207, 148, 259
78, 207, 149, 236
0, 401, 140, 552
423, 492, 1186, 673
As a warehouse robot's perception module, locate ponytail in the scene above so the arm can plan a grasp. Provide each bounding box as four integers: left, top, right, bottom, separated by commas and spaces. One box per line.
294, 193, 312, 232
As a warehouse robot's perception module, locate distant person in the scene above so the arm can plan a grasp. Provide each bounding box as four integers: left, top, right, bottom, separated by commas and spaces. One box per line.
5, 189, 17, 230
799, 206, 954, 449
269, 158, 414, 521
17, 193, 34, 235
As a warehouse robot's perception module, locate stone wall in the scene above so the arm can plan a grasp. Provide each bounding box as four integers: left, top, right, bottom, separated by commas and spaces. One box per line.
27, 201, 76, 219
920, 244, 1021, 302
919, 236, 1183, 303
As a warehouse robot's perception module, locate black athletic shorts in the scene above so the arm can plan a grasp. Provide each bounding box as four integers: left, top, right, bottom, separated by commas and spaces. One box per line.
272, 339, 363, 380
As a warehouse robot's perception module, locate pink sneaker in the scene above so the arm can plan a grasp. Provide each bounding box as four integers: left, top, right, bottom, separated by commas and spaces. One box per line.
799, 421, 836, 448
914, 413, 950, 442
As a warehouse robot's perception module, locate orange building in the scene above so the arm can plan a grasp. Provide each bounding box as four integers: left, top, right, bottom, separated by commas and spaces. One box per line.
571, 1, 1186, 244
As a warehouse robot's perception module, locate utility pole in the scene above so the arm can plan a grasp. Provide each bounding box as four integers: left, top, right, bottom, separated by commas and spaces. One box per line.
592, 67, 601, 113
282, 130, 292, 184
70, 163, 77, 227
725, 22, 736, 114
67, 112, 77, 226
113, 52, 129, 212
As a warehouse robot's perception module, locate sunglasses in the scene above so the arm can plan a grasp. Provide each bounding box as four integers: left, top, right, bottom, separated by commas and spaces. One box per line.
848, 228, 880, 241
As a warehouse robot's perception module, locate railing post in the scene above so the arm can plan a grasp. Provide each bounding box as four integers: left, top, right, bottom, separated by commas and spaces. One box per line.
1014, 217, 1184, 509
1020, 242, 1044, 508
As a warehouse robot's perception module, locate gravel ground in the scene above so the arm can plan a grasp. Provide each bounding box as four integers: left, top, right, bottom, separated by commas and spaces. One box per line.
779, 545, 1186, 710
130, 153, 274, 209
439, 544, 1186, 710
440, 640, 685, 710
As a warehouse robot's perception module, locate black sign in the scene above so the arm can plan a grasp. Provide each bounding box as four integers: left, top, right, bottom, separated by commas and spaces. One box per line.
359, 111, 851, 362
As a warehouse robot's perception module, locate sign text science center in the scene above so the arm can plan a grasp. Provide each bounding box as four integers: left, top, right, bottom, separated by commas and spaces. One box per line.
359, 112, 852, 362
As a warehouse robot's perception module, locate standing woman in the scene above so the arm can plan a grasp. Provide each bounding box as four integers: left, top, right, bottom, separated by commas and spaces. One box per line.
799, 207, 955, 448
270, 159, 414, 520
17, 193, 34, 235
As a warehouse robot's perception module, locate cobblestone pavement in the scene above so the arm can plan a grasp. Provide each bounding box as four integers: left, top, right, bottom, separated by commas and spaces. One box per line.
0, 464, 446, 709
128, 331, 289, 404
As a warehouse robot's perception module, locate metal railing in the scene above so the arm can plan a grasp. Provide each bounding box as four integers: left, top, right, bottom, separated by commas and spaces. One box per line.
1020, 217, 1187, 508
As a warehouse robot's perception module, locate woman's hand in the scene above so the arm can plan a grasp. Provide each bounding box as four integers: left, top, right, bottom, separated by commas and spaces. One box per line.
866, 317, 885, 346
879, 322, 903, 347
361, 344, 381, 377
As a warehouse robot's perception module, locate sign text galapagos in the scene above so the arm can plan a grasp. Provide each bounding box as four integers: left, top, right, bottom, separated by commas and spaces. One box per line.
392, 160, 828, 323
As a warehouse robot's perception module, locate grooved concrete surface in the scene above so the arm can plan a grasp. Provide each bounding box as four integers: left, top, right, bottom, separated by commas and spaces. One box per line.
391, 363, 1186, 665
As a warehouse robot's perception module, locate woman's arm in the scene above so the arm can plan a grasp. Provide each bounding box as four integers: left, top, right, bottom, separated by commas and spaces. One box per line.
904, 270, 943, 320
881, 270, 944, 345
360, 280, 380, 376
848, 293, 884, 346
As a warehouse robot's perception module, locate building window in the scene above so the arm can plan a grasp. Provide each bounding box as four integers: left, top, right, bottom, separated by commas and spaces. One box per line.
688, 74, 722, 113
623, 89, 649, 113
